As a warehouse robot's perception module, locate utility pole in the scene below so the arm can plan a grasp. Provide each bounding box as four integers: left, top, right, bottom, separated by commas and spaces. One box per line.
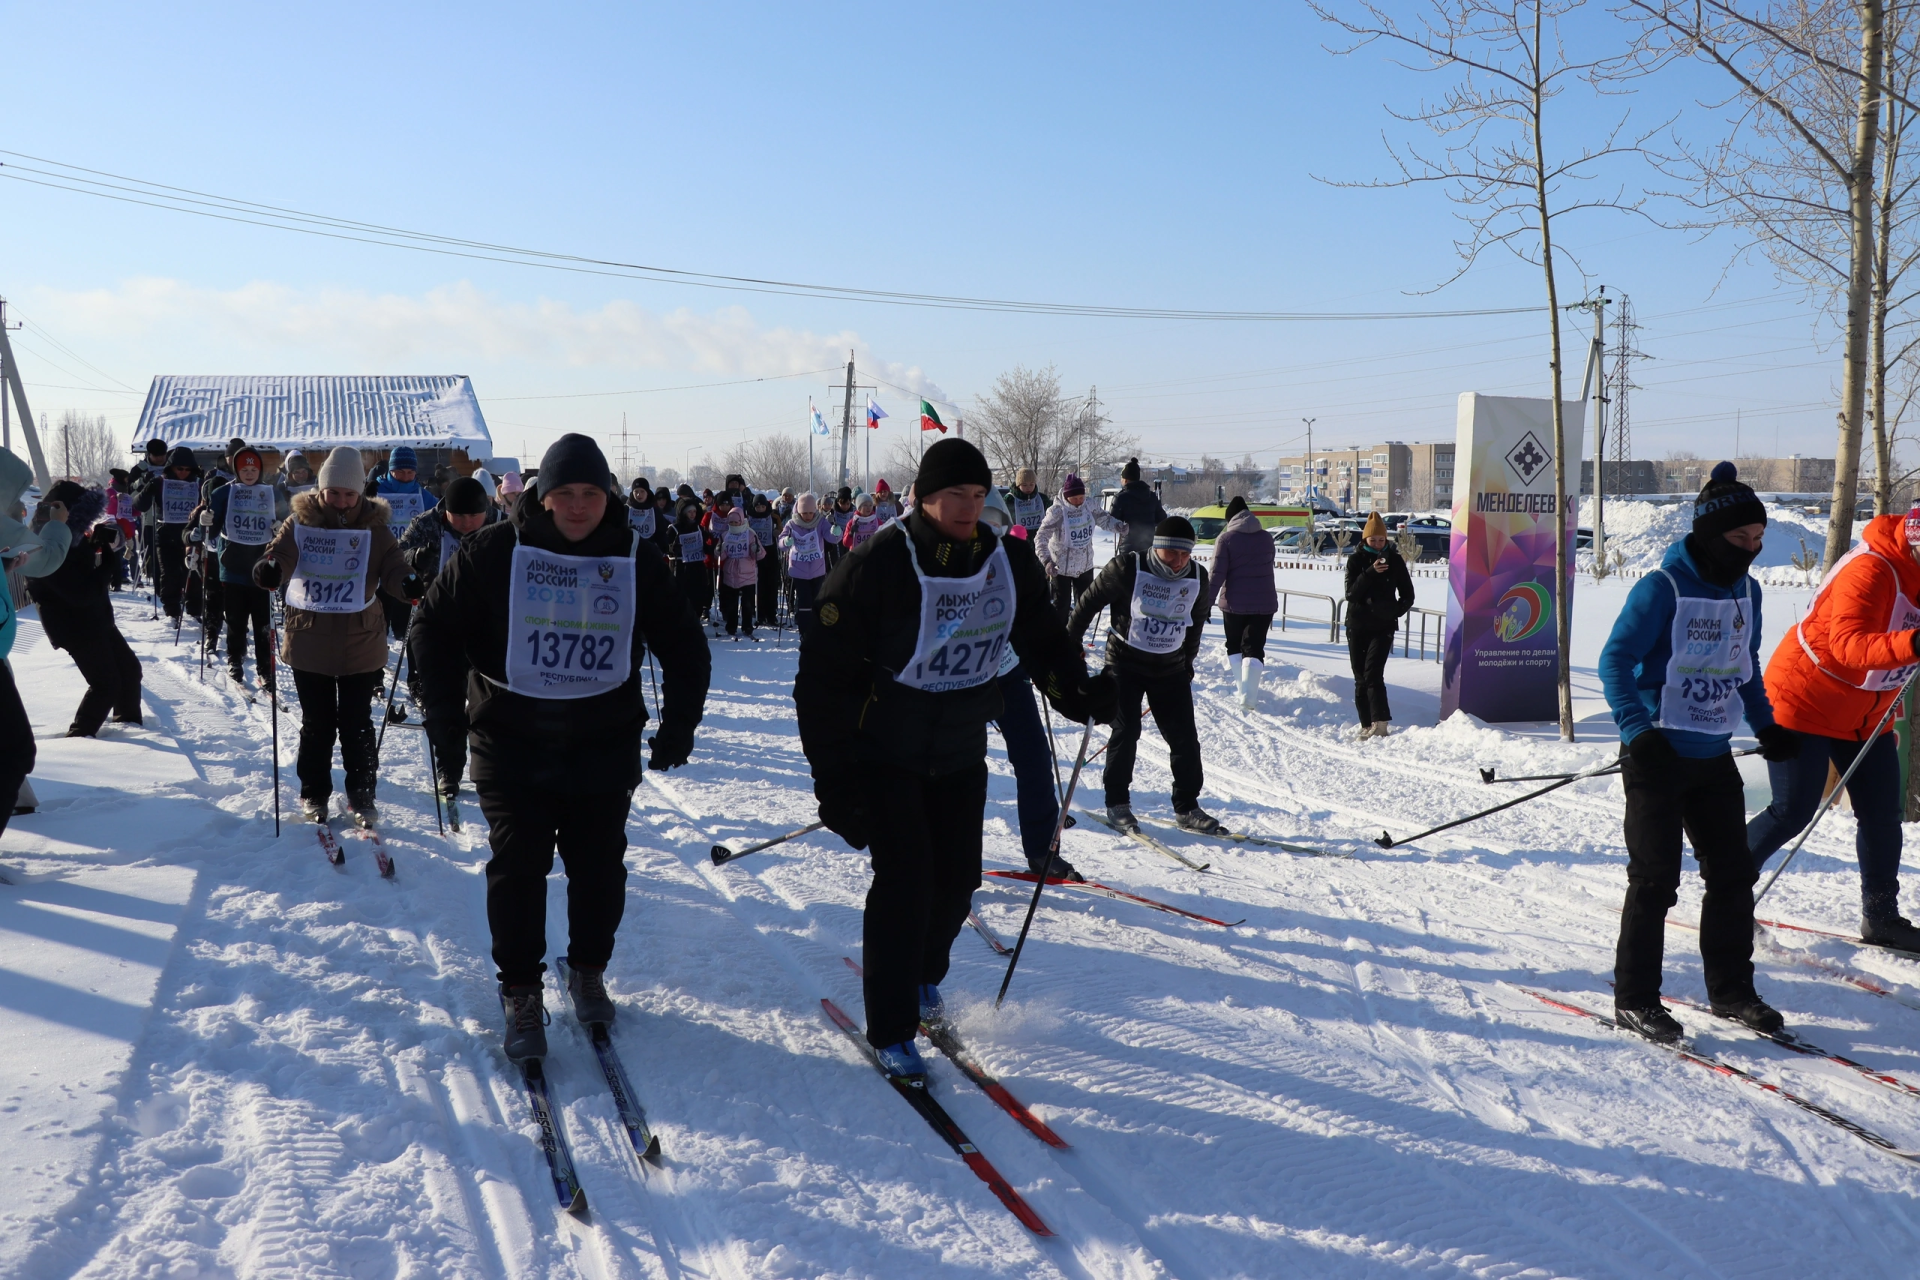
0, 297, 13, 453
836, 350, 855, 488
1301, 417, 1317, 506
0, 297, 53, 488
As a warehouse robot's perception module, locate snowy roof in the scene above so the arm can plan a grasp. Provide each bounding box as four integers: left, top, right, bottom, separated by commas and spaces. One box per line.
130, 376, 493, 454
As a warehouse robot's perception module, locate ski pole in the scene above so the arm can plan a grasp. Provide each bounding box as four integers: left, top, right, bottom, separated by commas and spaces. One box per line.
710, 820, 828, 865
270, 625, 280, 838
375, 639, 405, 761
427, 731, 445, 836
1038, 687, 1066, 808
1377, 753, 1622, 849
1755, 672, 1918, 907
1477, 748, 1759, 786
997, 718, 1095, 1008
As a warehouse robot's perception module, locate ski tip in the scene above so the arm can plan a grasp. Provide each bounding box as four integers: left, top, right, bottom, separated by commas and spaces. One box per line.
642, 1134, 664, 1164
566, 1188, 590, 1219
1375, 831, 1395, 848
709, 845, 734, 865
1479, 767, 1496, 784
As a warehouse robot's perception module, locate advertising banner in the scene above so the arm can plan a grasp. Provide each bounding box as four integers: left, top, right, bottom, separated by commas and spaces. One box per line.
1441, 393, 1584, 722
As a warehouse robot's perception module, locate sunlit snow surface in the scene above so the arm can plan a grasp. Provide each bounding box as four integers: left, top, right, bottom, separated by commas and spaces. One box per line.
3, 562, 1919, 1279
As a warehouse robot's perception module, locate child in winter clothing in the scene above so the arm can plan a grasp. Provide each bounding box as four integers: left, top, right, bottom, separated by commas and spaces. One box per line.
779, 493, 829, 636
715, 506, 767, 637
842, 494, 885, 551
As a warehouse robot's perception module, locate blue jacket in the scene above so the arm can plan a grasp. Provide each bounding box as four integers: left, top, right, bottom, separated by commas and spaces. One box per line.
1599, 537, 1775, 758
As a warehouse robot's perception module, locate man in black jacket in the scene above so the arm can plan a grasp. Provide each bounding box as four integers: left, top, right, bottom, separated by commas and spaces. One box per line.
28, 482, 144, 735
1107, 457, 1166, 558
1344, 513, 1416, 739
1068, 515, 1220, 835
401, 477, 502, 804
131, 447, 203, 621
413, 434, 711, 1061
796, 437, 1114, 1079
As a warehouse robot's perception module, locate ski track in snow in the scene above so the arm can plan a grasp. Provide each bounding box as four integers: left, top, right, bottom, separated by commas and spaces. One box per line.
3, 593, 1920, 1275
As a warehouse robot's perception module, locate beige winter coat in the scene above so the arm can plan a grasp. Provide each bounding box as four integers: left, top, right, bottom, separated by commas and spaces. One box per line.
264, 491, 411, 677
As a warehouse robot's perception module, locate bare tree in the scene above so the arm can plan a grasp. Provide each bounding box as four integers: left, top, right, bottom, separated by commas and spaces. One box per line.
969, 366, 1137, 491
722, 434, 811, 494
48, 411, 118, 487
1623, 0, 1889, 562
1313, 0, 1653, 739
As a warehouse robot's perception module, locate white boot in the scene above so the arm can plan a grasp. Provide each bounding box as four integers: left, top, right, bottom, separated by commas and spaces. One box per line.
1240, 659, 1263, 710
1227, 654, 1243, 689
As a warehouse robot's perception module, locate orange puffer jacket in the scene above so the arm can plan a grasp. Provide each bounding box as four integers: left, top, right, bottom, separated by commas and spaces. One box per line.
1765, 513, 1920, 740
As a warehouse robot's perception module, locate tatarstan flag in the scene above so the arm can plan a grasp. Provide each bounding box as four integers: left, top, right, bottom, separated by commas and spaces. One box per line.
919, 400, 947, 433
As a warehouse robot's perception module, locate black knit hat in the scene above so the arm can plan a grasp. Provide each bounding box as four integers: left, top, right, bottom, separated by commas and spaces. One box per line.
1121, 457, 1142, 482
1153, 516, 1197, 551
1694, 461, 1766, 537
914, 437, 993, 497
443, 477, 490, 515
535, 433, 613, 498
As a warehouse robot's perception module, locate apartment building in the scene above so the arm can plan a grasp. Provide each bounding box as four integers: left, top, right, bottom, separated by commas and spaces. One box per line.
1275, 443, 1412, 513
1408, 442, 1456, 512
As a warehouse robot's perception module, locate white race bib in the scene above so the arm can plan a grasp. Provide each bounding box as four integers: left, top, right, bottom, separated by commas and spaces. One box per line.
287, 525, 371, 614
721, 526, 754, 559
222, 484, 274, 546
1012, 493, 1046, 531
895, 533, 1016, 694
749, 516, 773, 544
438, 528, 461, 578
1655, 571, 1753, 735
160, 479, 197, 525
1797, 544, 1920, 691
505, 537, 637, 700
1065, 505, 1094, 549
1126, 560, 1201, 654
384, 491, 424, 540
678, 530, 705, 563
787, 524, 824, 568
629, 506, 656, 538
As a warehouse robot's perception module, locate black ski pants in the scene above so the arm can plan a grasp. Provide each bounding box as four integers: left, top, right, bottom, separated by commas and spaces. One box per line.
202, 570, 223, 649
291, 667, 382, 804
719, 582, 756, 635
757, 567, 780, 627
156, 526, 188, 619
675, 561, 712, 623
1747, 729, 1904, 915
222, 580, 273, 675
405, 639, 469, 796
63, 626, 144, 736
0, 662, 35, 838
1050, 569, 1094, 623
1348, 628, 1394, 726
1103, 664, 1203, 812
1222, 611, 1273, 663
790, 576, 821, 639
480, 787, 631, 987
862, 763, 987, 1049
1614, 750, 1759, 1009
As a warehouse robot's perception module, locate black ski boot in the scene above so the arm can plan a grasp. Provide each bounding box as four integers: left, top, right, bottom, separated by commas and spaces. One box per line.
1106, 804, 1140, 834
347, 795, 378, 827
300, 797, 328, 824
1710, 995, 1785, 1034
1615, 1005, 1684, 1044
1176, 807, 1224, 835
1862, 913, 1920, 955
565, 963, 617, 1026
1028, 853, 1086, 883
501, 984, 549, 1060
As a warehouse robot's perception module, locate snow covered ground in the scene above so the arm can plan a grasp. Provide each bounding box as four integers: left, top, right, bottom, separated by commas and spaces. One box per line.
3, 555, 1919, 1278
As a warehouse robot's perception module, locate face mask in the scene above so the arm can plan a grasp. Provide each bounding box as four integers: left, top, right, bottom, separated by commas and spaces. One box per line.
1690, 531, 1761, 586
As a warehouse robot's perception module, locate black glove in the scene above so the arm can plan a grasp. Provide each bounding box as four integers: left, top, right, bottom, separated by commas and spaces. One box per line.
401, 574, 426, 602
90, 525, 119, 549
1755, 723, 1800, 763
252, 558, 282, 590
647, 723, 695, 771
1042, 665, 1118, 726
1625, 729, 1680, 773
814, 769, 870, 850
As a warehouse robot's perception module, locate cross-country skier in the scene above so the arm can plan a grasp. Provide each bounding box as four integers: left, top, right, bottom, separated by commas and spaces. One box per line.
129, 437, 170, 590
670, 501, 713, 627
251, 446, 416, 826
841, 493, 885, 552
133, 446, 203, 621
1068, 515, 1220, 834
413, 433, 711, 1060
1345, 512, 1416, 738
369, 446, 434, 641
1599, 462, 1790, 1041
1108, 458, 1165, 557
796, 437, 1114, 1078
779, 492, 829, 637
980, 489, 1081, 880
1747, 498, 1920, 951
1035, 472, 1124, 621
715, 503, 766, 638
1005, 467, 1050, 535
274, 450, 315, 520
872, 478, 900, 522
204, 447, 277, 684
748, 493, 781, 626
399, 476, 501, 804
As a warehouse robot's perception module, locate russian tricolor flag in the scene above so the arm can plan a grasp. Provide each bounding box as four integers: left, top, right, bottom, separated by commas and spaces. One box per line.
867, 397, 888, 429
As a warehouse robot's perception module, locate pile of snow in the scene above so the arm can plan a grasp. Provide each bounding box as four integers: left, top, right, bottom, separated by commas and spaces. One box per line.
1581, 497, 1831, 585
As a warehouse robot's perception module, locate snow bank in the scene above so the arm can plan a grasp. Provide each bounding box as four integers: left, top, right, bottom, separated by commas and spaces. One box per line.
1582, 497, 1832, 585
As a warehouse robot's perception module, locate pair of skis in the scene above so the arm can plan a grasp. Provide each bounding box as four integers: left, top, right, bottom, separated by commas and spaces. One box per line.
1518, 985, 1920, 1163
315, 814, 394, 878
524, 963, 666, 1221
983, 869, 1245, 928
825, 959, 1061, 1236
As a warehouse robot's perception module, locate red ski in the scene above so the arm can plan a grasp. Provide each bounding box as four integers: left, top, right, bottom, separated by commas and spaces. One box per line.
843, 958, 1068, 1148
316, 821, 344, 866
820, 998, 1051, 1235
983, 869, 1244, 927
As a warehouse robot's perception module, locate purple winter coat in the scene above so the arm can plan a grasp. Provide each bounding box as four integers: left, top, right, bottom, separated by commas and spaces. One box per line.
1203, 510, 1277, 615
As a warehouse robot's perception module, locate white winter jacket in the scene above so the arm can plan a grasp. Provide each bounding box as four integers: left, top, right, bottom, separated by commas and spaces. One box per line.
1035, 499, 1124, 578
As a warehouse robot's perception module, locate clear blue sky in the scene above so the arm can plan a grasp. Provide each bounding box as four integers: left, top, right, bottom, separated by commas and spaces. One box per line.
0, 0, 1850, 478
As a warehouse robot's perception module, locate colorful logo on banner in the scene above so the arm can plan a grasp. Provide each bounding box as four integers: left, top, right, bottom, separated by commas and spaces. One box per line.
1493, 582, 1552, 642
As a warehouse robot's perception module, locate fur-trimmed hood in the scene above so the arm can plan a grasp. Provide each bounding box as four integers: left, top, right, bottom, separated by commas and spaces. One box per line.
291, 488, 390, 530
